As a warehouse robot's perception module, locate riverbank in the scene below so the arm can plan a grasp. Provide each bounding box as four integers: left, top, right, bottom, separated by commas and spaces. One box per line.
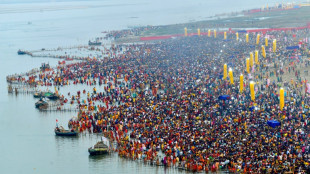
114, 6, 310, 43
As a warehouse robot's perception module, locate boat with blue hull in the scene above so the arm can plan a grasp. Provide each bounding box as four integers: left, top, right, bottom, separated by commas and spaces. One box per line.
17, 50, 27, 55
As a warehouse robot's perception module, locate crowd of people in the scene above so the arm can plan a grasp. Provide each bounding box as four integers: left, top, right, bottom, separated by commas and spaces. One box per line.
8, 27, 310, 173
104, 26, 163, 40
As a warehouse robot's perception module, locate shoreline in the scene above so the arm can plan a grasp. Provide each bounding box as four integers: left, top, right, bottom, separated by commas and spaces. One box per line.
113, 6, 310, 44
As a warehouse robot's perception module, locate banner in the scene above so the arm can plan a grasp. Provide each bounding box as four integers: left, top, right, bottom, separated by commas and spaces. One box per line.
307, 83, 310, 94
286, 46, 300, 50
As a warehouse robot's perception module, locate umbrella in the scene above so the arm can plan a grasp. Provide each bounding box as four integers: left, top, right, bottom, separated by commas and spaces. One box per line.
267, 120, 281, 128
218, 95, 230, 100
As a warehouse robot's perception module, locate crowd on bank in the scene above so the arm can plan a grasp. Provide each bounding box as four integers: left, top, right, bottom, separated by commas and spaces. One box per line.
8, 28, 310, 173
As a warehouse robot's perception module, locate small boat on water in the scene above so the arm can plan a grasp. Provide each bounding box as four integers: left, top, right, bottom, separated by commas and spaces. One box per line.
34, 91, 59, 100
44, 92, 59, 100
17, 49, 27, 55
88, 39, 102, 46
47, 94, 59, 100
35, 98, 48, 109
88, 138, 109, 156
33, 92, 43, 98
55, 126, 78, 136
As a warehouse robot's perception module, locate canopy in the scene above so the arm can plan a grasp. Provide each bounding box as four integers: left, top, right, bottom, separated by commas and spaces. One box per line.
218, 95, 230, 100
286, 46, 299, 50
267, 120, 281, 128
237, 30, 247, 33
44, 92, 53, 97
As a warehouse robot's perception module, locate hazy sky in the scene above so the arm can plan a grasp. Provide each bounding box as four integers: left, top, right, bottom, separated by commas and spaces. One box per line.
1, 0, 307, 4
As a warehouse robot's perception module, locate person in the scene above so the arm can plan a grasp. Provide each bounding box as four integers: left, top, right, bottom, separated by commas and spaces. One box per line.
55, 127, 60, 132
56, 119, 59, 128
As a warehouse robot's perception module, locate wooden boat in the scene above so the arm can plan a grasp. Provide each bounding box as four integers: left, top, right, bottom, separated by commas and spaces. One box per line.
44, 92, 59, 100
88, 141, 109, 155
33, 92, 43, 98
54, 127, 78, 136
17, 49, 27, 55
88, 40, 101, 46
47, 94, 59, 100
35, 99, 48, 109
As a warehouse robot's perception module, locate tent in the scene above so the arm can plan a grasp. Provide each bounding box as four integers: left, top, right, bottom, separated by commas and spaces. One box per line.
218, 95, 230, 100
267, 120, 281, 128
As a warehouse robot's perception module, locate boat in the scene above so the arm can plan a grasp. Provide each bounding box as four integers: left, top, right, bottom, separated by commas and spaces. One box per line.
88, 40, 102, 46
44, 92, 59, 100
88, 138, 109, 155
33, 92, 43, 98
46, 94, 59, 100
34, 91, 59, 100
55, 126, 78, 136
17, 50, 27, 55
35, 98, 48, 109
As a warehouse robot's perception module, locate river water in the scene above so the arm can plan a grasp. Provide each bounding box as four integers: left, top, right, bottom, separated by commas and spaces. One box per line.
0, 0, 305, 173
